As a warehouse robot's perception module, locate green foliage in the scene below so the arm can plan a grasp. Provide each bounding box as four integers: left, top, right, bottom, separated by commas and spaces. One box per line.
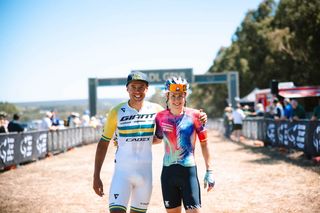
189, 84, 228, 117
148, 88, 167, 109
0, 102, 19, 118
192, 0, 320, 117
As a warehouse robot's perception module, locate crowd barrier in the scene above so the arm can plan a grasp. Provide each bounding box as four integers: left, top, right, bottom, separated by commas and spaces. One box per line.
210, 118, 320, 157
2, 119, 319, 170
243, 118, 320, 157
207, 119, 225, 133
0, 126, 102, 171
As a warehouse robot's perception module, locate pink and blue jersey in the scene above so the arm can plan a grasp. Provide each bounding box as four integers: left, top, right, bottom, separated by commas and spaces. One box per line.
155, 108, 207, 167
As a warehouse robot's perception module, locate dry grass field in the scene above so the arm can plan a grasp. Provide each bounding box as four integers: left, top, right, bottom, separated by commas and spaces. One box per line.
0, 129, 319, 213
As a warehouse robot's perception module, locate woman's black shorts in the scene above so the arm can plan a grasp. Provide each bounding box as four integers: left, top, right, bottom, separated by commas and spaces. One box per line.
161, 164, 201, 210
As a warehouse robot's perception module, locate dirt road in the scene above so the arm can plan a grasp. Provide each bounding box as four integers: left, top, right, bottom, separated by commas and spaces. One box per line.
0, 130, 319, 213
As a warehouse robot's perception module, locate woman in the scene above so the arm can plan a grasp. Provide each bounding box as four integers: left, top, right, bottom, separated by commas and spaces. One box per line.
153, 77, 215, 213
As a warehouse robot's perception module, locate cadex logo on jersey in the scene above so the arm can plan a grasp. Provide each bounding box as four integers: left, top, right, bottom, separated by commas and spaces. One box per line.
120, 113, 156, 121
126, 137, 150, 142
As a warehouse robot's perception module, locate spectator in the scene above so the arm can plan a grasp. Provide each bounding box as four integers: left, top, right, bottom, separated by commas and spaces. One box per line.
291, 99, 306, 120
272, 98, 284, 120
223, 106, 233, 138
41, 111, 57, 130
66, 112, 81, 127
232, 103, 246, 142
265, 102, 275, 118
50, 110, 60, 127
81, 110, 90, 126
254, 103, 264, 117
283, 98, 293, 120
8, 113, 25, 133
243, 105, 252, 117
89, 116, 101, 128
0, 111, 8, 133
311, 98, 320, 121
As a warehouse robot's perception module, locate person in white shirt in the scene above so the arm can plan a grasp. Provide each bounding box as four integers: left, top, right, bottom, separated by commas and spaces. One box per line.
41, 111, 58, 131
232, 104, 246, 142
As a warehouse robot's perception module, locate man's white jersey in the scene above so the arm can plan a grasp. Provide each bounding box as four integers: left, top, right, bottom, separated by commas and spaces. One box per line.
101, 101, 163, 165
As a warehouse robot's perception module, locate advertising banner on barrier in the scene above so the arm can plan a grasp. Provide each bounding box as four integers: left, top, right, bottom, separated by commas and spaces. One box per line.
277, 121, 307, 151
245, 118, 320, 157
288, 121, 307, 151
0, 131, 49, 169
265, 120, 307, 151
17, 133, 35, 164
1, 126, 101, 171
306, 121, 320, 157
265, 119, 278, 146
0, 134, 16, 169
34, 131, 48, 159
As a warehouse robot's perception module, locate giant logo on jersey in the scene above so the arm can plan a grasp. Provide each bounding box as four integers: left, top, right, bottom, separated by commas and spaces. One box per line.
120, 113, 156, 121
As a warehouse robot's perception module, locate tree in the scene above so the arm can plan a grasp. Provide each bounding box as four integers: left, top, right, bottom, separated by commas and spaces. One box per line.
0, 102, 19, 116
190, 0, 320, 117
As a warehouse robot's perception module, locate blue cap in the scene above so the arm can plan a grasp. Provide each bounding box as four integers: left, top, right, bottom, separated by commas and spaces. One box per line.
126, 71, 149, 86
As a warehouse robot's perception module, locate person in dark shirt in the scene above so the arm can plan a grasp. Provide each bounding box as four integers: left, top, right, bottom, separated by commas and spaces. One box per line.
311, 99, 320, 121
291, 99, 306, 120
8, 113, 25, 133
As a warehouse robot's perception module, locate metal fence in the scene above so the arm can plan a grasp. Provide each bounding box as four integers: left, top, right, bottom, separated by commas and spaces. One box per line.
0, 126, 102, 171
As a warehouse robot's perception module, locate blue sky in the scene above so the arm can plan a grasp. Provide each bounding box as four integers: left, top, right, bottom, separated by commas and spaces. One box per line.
0, 0, 263, 103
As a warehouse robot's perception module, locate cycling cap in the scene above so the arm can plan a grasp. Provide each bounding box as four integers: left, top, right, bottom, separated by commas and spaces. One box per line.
126, 71, 149, 86
165, 77, 189, 92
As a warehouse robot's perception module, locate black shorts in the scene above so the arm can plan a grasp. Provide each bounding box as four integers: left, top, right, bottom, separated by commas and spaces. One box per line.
233, 123, 242, 130
161, 164, 201, 210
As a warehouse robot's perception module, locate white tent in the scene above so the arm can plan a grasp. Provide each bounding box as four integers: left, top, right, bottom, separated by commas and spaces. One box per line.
239, 88, 260, 103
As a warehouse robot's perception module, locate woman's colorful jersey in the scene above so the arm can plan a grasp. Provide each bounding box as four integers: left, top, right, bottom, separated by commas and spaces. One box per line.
101, 101, 163, 164
155, 108, 207, 167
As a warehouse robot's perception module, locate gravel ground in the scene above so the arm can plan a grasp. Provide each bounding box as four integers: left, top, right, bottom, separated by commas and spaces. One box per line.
0, 129, 319, 213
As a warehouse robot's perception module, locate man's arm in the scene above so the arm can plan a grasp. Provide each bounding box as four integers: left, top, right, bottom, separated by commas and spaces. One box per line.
93, 140, 110, 197
153, 113, 163, 145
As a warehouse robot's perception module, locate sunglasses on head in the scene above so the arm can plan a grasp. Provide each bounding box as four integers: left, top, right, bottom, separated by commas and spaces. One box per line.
169, 84, 187, 92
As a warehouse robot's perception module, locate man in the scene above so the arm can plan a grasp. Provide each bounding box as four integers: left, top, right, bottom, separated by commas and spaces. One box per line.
311, 98, 320, 121
291, 99, 306, 120
283, 98, 293, 120
40, 111, 58, 131
8, 113, 25, 133
93, 71, 207, 213
231, 103, 246, 142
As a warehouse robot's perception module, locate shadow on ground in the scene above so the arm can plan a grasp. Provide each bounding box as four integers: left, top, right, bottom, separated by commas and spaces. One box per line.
227, 137, 320, 175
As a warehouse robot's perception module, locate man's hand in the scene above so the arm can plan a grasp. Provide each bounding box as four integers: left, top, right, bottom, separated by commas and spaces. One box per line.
199, 109, 207, 125
152, 136, 162, 144
93, 176, 104, 197
204, 170, 215, 192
